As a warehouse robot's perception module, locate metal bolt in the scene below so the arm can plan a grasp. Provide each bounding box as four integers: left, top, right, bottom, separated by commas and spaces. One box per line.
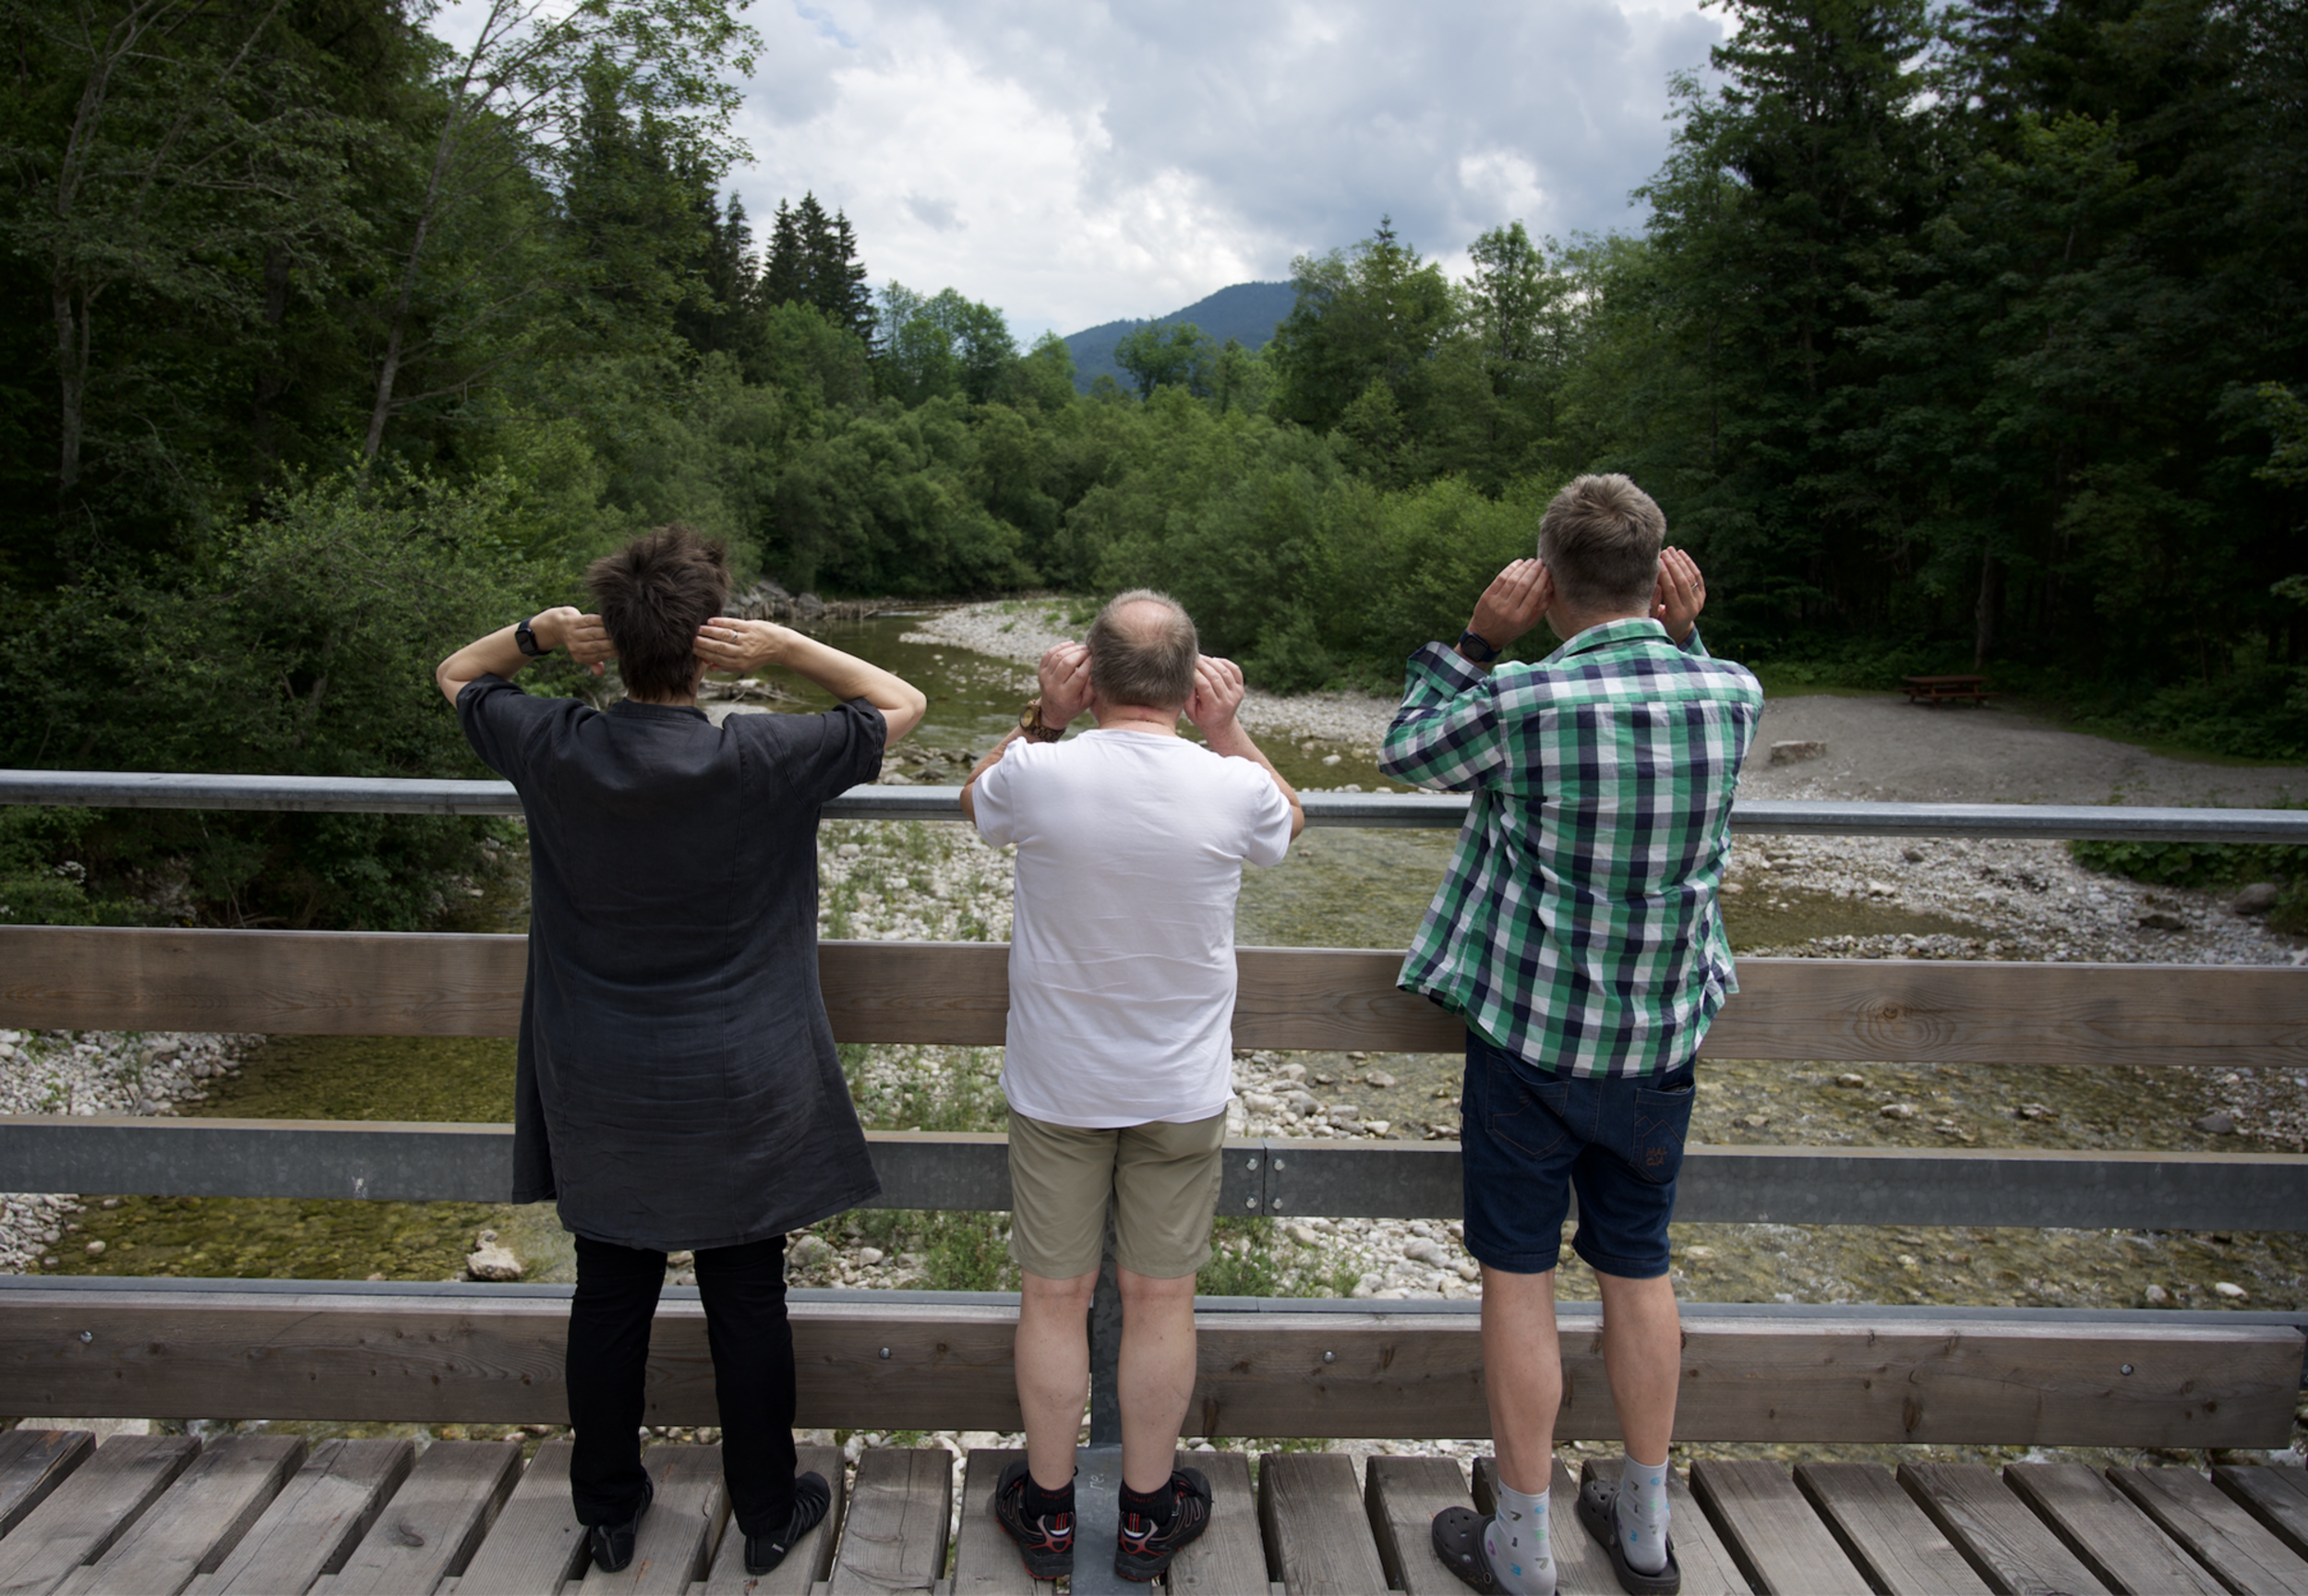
1245, 1157, 1259, 1170
1272, 1200, 1286, 1212
1244, 1196, 1258, 1209
1272, 1158, 1286, 1170
78, 1330, 91, 1343
1322, 1350, 1336, 1364
879, 1347, 892, 1361
2121, 1363, 2134, 1375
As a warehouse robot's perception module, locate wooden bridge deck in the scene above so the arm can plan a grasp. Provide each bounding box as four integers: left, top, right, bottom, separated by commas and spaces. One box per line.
3, 1429, 2304, 1595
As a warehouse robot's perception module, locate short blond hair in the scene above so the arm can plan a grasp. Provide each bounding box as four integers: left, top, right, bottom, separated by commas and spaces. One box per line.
1539, 474, 1665, 610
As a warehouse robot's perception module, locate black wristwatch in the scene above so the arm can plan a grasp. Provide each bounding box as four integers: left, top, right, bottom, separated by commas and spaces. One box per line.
514, 616, 551, 657
1456, 628, 1502, 664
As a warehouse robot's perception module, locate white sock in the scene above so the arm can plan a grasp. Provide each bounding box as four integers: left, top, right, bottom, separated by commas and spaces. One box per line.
1615, 1453, 1671, 1576
1483, 1479, 1555, 1596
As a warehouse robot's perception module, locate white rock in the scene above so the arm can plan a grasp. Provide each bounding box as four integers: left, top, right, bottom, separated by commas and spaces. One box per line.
1880, 1102, 1918, 1119
465, 1243, 523, 1281
2214, 1281, 2248, 1299
1402, 1239, 1449, 1266
1288, 1224, 1323, 1246
858, 1247, 885, 1266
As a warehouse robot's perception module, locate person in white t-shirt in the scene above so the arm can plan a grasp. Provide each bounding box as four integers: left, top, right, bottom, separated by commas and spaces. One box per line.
960, 589, 1303, 1584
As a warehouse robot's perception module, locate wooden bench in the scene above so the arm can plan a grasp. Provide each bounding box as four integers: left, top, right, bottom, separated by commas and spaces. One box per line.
1904, 674, 1993, 705
8, 1425, 2300, 1596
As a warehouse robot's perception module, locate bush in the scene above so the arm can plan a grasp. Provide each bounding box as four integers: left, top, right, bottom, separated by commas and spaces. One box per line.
2070, 810, 2308, 933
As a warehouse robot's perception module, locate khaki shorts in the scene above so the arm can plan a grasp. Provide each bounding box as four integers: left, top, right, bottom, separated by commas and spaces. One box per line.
1006, 1108, 1228, 1280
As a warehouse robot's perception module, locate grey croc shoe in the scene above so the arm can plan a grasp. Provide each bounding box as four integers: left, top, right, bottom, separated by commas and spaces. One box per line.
1430, 1506, 1502, 1593
1575, 1475, 1681, 1596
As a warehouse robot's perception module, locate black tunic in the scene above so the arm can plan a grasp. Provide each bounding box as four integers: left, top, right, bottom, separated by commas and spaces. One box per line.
458, 678, 884, 1250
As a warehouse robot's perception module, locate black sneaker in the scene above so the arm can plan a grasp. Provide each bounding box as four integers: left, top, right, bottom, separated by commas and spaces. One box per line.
588, 1476, 653, 1574
992, 1457, 1075, 1580
744, 1470, 832, 1576
1114, 1468, 1211, 1582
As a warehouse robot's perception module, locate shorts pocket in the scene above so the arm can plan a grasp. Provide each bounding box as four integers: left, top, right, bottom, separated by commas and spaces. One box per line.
1629, 1075, 1696, 1185
1485, 1051, 1570, 1158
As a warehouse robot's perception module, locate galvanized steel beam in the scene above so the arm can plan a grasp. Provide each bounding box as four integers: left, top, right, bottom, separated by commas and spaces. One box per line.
5, 1116, 2302, 1231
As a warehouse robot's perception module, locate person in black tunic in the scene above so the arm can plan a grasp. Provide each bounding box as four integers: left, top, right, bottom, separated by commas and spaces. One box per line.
435, 527, 925, 1577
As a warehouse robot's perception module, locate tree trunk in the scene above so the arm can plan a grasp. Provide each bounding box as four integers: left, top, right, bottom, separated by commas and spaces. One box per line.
53, 282, 85, 501
1974, 553, 2002, 669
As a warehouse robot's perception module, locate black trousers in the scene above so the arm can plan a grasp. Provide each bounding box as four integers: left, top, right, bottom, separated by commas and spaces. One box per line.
566, 1233, 798, 1537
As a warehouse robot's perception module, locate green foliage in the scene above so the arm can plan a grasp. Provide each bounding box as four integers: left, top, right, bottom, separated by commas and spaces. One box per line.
2070, 809, 2308, 933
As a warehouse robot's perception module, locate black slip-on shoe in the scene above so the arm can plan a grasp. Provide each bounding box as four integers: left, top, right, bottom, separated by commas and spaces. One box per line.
1576, 1474, 1681, 1596
745, 1470, 834, 1577
992, 1457, 1075, 1581
587, 1476, 654, 1575
1113, 1468, 1211, 1583
1431, 1506, 1503, 1594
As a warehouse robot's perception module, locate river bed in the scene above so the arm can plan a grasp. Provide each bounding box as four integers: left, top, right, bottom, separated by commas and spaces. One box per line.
18, 606, 2307, 1459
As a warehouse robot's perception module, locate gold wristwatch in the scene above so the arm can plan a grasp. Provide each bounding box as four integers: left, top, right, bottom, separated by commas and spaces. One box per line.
1018, 699, 1065, 743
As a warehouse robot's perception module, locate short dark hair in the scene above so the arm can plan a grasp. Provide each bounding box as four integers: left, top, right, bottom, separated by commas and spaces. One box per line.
1088, 590, 1197, 711
1539, 474, 1665, 611
585, 526, 729, 700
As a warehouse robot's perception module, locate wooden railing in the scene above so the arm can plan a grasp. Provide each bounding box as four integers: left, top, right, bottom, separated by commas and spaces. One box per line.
1, 777, 2303, 1448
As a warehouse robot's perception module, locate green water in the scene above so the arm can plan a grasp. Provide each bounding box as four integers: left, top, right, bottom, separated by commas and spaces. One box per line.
32, 612, 2305, 1350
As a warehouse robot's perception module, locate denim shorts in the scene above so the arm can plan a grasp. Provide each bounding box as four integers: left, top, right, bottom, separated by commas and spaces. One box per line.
1460, 1029, 1698, 1279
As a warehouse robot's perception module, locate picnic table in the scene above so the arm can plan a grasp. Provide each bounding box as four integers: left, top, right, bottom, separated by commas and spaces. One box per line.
1904, 674, 1992, 705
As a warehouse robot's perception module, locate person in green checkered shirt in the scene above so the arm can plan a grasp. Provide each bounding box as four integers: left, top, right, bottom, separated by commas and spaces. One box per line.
1385, 474, 1762, 1596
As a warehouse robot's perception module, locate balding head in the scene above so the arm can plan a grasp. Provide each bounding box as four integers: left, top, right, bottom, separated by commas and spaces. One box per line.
1088, 589, 1198, 711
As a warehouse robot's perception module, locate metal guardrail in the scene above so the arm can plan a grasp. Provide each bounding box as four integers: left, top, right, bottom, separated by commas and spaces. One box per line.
5, 769, 2308, 839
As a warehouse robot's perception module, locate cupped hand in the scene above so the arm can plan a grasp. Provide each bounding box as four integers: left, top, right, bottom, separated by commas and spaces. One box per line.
1466, 558, 1553, 656
535, 607, 613, 677
1652, 546, 1707, 642
1184, 654, 1246, 736
1037, 642, 1094, 725
693, 617, 791, 676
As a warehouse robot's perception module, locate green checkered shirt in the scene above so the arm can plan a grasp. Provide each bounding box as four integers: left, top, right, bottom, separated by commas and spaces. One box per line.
1379, 618, 1762, 1078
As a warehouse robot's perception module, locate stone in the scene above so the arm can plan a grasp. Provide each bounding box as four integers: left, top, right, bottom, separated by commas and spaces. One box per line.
1328, 1103, 1361, 1121
2136, 911, 2188, 931
1288, 1224, 1322, 1246
1321, 753, 1343, 766
1880, 1102, 1918, 1120
1835, 1073, 1866, 1088
2016, 1102, 2057, 1120
465, 1242, 523, 1281
2231, 882, 2282, 916
665, 1250, 694, 1268
2194, 1111, 2239, 1135
789, 1233, 830, 1264
1349, 1271, 1385, 1299
84, 1240, 104, 1256
1902, 847, 1925, 863
1768, 739, 1826, 765
1403, 1238, 1449, 1266
1456, 1259, 1481, 1281
857, 1247, 885, 1266
2143, 1284, 2171, 1305
1739, 1113, 1768, 1129
2214, 1281, 2248, 1299
1243, 1092, 1282, 1113
1276, 1062, 1307, 1083
1364, 1069, 1397, 1088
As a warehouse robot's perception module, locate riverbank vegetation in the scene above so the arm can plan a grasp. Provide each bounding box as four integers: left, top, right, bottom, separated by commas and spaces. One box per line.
1, 0, 2302, 929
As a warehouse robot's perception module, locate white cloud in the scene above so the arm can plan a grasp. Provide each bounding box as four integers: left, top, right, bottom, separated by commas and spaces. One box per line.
451, 0, 1727, 338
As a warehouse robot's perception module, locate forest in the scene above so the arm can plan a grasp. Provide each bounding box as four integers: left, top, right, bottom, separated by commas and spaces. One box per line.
0, 0, 2302, 931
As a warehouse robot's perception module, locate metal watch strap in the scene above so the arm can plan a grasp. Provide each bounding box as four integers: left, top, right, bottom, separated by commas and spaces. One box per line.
1018, 700, 1064, 743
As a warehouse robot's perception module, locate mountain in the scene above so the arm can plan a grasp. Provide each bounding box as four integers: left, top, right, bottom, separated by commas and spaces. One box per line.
1061, 281, 1296, 393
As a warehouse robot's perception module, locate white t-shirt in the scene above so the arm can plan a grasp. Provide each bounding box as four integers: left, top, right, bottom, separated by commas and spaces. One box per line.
971, 729, 1294, 1128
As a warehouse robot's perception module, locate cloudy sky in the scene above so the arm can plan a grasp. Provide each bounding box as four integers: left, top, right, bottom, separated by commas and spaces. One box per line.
446, 0, 1725, 341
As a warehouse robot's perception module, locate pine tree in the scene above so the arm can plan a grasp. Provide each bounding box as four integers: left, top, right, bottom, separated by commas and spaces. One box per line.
760, 198, 805, 308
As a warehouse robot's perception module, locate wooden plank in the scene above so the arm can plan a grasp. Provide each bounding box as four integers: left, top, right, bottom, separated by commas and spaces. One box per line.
1256, 1452, 1387, 1596
0, 1433, 94, 1538
1166, 1450, 1267, 1596
329, 1441, 522, 1596
457, 1441, 588, 1596
2003, 1462, 2220, 1595
66, 1436, 305, 1596
5, 1287, 2299, 1448
2106, 1465, 2308, 1594
945, 1450, 1032, 1596
1470, 1458, 1624, 1596
1186, 1308, 2302, 1448
6, 925, 2302, 1066
193, 1438, 415, 1596
0, 1289, 1022, 1433
0, 1435, 200, 1596
2213, 1465, 2308, 1561
1689, 1458, 1869, 1595
1898, 1462, 2108, 1595
580, 1444, 725, 1594
1363, 1457, 1469, 1596
825, 1450, 949, 1596
1794, 1461, 1988, 1595
693, 1444, 845, 1596
1582, 1458, 1746, 1596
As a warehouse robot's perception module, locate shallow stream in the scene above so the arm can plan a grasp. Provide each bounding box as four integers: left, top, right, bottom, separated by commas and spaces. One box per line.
37, 613, 2307, 1371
